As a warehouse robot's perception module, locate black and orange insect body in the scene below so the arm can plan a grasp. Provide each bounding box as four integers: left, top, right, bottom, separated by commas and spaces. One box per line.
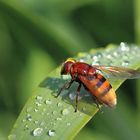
56, 58, 140, 112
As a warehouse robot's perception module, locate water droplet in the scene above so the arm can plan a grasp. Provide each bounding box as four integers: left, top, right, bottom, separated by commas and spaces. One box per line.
35, 101, 42, 107
8, 134, 16, 140
80, 113, 83, 116
92, 61, 100, 65
79, 59, 84, 62
69, 92, 82, 100
45, 99, 52, 105
69, 92, 75, 100
120, 42, 129, 52
67, 122, 71, 126
26, 114, 32, 121
62, 109, 69, 115
106, 54, 113, 59
34, 108, 38, 112
48, 130, 55, 137
22, 119, 26, 122
24, 124, 29, 130
56, 117, 62, 121
57, 102, 62, 107
121, 60, 129, 67
47, 112, 50, 116
36, 96, 43, 102
52, 111, 57, 115
32, 127, 43, 137
34, 120, 38, 124
113, 52, 118, 57
92, 55, 98, 61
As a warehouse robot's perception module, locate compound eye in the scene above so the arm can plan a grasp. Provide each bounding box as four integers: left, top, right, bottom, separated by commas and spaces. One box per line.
60, 63, 65, 75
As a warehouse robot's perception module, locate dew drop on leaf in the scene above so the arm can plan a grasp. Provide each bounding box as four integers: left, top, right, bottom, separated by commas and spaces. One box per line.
24, 124, 29, 130
69, 92, 75, 100
61, 109, 69, 115
35, 101, 42, 107
32, 127, 43, 137
26, 114, 32, 121
56, 117, 62, 121
48, 130, 55, 137
67, 122, 71, 126
34, 120, 39, 124
36, 96, 43, 102
57, 102, 62, 107
34, 108, 38, 112
120, 42, 130, 52
45, 99, 52, 105
121, 60, 129, 67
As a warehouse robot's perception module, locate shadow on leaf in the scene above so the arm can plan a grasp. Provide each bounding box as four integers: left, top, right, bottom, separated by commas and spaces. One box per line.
39, 77, 99, 116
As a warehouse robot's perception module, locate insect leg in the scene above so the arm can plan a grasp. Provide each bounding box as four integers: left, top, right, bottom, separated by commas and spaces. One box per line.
75, 83, 82, 112
56, 79, 74, 98
92, 96, 101, 111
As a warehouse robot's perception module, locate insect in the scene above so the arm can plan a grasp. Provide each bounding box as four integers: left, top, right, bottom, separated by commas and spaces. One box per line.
56, 58, 140, 112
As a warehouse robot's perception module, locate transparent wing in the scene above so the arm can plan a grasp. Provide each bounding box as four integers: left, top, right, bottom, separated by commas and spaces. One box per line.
93, 65, 140, 79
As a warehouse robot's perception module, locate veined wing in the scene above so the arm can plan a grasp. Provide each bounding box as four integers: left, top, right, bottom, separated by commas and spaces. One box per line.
93, 65, 140, 79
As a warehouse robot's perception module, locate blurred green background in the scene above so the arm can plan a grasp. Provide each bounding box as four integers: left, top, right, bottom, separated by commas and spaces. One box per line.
0, 0, 140, 139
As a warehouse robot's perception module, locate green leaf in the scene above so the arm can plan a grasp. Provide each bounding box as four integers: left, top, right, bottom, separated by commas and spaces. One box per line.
8, 43, 140, 140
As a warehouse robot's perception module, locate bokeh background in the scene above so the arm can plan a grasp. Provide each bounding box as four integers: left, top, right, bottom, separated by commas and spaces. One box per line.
0, 0, 140, 140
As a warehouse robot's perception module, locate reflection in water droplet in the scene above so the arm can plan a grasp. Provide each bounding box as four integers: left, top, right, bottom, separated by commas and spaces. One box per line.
45, 99, 52, 105
32, 127, 43, 137
8, 134, 16, 140
62, 109, 69, 115
48, 130, 55, 137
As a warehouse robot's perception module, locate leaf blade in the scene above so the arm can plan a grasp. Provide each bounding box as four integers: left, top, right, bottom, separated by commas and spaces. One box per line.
8, 44, 140, 140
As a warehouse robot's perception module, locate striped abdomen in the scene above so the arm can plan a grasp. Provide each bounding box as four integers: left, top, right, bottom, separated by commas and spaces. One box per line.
79, 73, 117, 107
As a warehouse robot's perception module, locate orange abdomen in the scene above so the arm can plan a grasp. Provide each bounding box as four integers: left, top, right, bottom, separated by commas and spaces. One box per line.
79, 74, 117, 107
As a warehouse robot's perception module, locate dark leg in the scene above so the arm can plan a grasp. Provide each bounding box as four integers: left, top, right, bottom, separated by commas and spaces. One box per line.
55, 79, 74, 98
92, 96, 101, 111
75, 83, 82, 112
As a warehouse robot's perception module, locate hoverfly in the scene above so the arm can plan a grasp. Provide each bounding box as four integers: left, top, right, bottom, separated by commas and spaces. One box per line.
56, 58, 140, 112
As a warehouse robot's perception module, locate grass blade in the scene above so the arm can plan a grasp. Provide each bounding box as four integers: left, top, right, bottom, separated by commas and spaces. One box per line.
8, 43, 140, 140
